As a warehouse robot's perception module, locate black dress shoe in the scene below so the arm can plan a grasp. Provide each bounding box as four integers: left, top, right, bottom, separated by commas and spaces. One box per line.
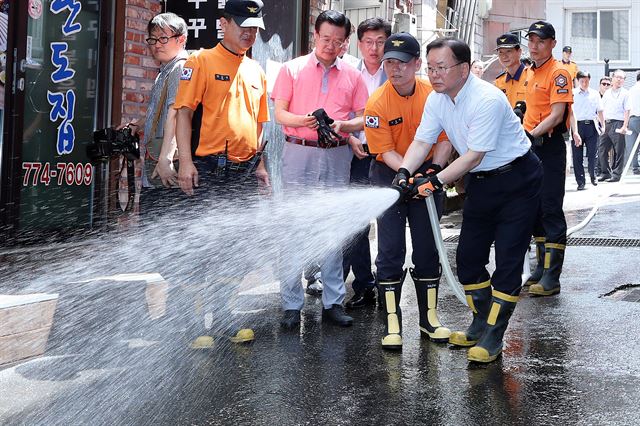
577, 183, 585, 190
606, 177, 620, 182
280, 310, 301, 330
322, 304, 353, 327
597, 175, 610, 182
346, 288, 377, 309
591, 178, 598, 186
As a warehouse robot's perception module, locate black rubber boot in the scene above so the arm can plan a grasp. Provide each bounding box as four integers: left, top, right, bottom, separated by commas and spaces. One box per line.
467, 289, 519, 363
525, 237, 546, 286
411, 268, 451, 343
449, 280, 492, 347
377, 270, 406, 351
529, 243, 565, 296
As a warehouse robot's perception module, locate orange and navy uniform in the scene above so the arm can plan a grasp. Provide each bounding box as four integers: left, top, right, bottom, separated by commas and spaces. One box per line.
559, 60, 578, 84
173, 44, 269, 162
364, 78, 446, 163
494, 63, 527, 109
524, 58, 573, 134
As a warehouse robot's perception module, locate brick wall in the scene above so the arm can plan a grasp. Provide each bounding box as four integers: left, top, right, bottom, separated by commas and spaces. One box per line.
121, 0, 163, 126
308, 0, 331, 50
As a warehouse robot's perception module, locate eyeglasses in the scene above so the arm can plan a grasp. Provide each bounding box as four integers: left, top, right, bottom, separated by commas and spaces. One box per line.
601, 82, 611, 86
146, 35, 180, 45
426, 62, 464, 76
362, 39, 385, 49
318, 36, 346, 49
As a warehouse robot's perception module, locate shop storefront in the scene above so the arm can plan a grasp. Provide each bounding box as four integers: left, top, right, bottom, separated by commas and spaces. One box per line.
0, 0, 113, 242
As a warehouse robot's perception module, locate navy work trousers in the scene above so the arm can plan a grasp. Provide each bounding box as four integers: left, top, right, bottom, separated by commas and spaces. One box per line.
342, 155, 376, 292
457, 151, 542, 295
533, 132, 568, 244
370, 161, 444, 282
572, 121, 599, 185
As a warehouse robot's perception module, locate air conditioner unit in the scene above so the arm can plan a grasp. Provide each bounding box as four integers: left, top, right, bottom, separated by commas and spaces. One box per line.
394, 13, 417, 36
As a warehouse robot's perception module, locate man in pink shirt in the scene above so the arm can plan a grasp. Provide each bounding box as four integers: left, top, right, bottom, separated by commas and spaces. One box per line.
271, 10, 368, 330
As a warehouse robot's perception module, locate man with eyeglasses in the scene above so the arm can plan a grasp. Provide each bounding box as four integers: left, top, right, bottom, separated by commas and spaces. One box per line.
271, 10, 368, 330
521, 21, 573, 298
123, 13, 188, 214
393, 37, 542, 363
598, 69, 630, 183
365, 32, 452, 350
595, 77, 612, 176
341, 17, 391, 310
172, 0, 270, 346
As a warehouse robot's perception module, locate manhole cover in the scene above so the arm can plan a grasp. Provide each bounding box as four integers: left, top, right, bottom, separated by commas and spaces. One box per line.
601, 284, 640, 302
442, 235, 640, 247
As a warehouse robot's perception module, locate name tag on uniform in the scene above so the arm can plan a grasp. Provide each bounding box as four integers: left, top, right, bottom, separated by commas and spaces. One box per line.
215, 74, 230, 81
388, 117, 403, 126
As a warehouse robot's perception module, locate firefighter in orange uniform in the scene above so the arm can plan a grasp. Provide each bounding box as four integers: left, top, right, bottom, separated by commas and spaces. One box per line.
523, 21, 573, 297
494, 33, 527, 109
560, 45, 578, 87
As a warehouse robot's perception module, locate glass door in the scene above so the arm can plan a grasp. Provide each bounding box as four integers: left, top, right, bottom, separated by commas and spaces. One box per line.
4, 1, 103, 239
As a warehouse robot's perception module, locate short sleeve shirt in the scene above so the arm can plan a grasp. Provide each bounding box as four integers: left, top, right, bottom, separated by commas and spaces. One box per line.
270, 52, 368, 141
601, 88, 630, 121
365, 78, 443, 163
494, 63, 527, 108
173, 44, 269, 161
414, 75, 531, 172
523, 57, 574, 132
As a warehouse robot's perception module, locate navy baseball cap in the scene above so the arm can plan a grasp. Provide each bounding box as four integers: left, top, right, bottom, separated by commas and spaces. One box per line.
526, 21, 555, 39
382, 32, 420, 62
563, 45, 572, 52
224, 0, 265, 30
495, 33, 520, 50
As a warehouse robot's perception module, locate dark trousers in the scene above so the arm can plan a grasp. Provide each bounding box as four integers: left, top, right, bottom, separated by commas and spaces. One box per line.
457, 151, 542, 294
370, 161, 443, 281
598, 120, 626, 180
342, 155, 376, 292
572, 121, 599, 185
533, 132, 568, 244
626, 116, 640, 172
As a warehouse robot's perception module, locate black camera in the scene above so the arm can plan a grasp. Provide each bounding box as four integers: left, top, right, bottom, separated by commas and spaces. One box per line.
87, 126, 140, 162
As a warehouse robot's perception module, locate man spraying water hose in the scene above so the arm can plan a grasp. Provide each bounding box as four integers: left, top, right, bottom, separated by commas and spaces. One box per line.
365, 33, 453, 351
396, 38, 543, 363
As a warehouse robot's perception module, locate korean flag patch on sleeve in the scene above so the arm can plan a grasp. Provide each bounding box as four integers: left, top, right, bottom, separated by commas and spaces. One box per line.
181, 67, 193, 81
365, 115, 380, 128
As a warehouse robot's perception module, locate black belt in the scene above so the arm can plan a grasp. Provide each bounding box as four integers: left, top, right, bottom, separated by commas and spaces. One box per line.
605, 119, 622, 124
285, 135, 348, 149
470, 151, 531, 178
195, 154, 253, 172
577, 120, 594, 125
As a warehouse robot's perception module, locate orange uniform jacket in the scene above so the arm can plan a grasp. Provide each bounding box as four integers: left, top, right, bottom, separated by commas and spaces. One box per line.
174, 44, 269, 162
364, 78, 446, 163
494, 63, 527, 108
523, 58, 573, 133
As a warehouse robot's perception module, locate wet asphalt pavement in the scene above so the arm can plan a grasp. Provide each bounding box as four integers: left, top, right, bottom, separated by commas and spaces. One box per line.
1, 176, 640, 425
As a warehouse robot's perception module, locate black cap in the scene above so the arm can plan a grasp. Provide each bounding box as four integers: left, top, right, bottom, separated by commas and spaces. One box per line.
563, 45, 572, 52
382, 32, 420, 62
495, 33, 520, 50
224, 0, 265, 30
526, 21, 555, 40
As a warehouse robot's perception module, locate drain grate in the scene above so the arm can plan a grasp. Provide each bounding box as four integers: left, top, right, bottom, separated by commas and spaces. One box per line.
601, 284, 640, 302
442, 235, 640, 247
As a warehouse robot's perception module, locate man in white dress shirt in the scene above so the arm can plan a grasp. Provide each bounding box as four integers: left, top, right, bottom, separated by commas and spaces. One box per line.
393, 38, 543, 363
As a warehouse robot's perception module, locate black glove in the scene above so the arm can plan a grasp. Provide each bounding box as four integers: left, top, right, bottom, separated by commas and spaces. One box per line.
311, 108, 344, 147
424, 164, 443, 177
408, 175, 443, 198
525, 130, 544, 147
392, 167, 411, 195
513, 100, 526, 123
